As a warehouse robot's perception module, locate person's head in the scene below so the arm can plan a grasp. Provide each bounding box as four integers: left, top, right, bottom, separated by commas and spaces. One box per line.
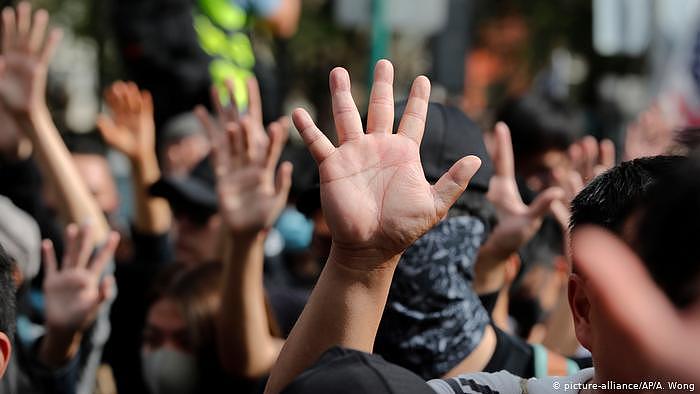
496, 95, 582, 193
158, 112, 211, 177
0, 244, 15, 379
375, 102, 496, 379
61, 132, 119, 217
142, 262, 222, 394
509, 217, 568, 340
567, 155, 691, 382
151, 157, 222, 266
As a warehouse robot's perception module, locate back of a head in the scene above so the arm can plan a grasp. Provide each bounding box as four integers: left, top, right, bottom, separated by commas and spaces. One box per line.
570, 155, 687, 234
633, 153, 700, 308
496, 95, 581, 162
0, 244, 16, 342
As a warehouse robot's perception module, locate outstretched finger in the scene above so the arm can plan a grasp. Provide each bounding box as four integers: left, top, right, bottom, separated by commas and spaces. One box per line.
366, 60, 394, 135
275, 161, 293, 202
571, 226, 678, 355
96, 114, 128, 148
89, 231, 120, 276
397, 76, 430, 145
292, 108, 335, 164
330, 67, 363, 143
246, 77, 263, 122
97, 275, 115, 304
2, 7, 16, 53
224, 79, 239, 122
27, 8, 48, 54
266, 119, 289, 172
39, 28, 61, 65
432, 156, 482, 218
41, 239, 58, 275
527, 186, 565, 219
15, 2, 30, 46
580, 136, 599, 180
598, 139, 615, 172
62, 223, 80, 269
197, 106, 230, 176
492, 122, 515, 177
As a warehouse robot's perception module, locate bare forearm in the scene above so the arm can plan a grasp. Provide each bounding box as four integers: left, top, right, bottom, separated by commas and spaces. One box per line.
18, 108, 108, 241
130, 155, 171, 234
37, 327, 82, 368
264, 247, 398, 394
218, 231, 282, 378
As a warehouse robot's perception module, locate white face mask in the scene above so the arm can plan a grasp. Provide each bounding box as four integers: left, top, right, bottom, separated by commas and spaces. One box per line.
141, 348, 199, 394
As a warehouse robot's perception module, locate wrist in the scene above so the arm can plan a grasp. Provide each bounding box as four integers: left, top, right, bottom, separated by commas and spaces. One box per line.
38, 326, 82, 368
130, 152, 160, 181
327, 243, 401, 277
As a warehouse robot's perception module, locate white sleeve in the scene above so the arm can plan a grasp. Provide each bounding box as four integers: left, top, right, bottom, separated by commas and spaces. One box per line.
427, 370, 524, 394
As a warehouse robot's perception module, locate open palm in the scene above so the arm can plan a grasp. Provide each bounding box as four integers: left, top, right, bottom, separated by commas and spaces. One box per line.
196, 78, 291, 235
42, 224, 119, 333
97, 81, 155, 161
293, 61, 481, 266
0, 3, 61, 113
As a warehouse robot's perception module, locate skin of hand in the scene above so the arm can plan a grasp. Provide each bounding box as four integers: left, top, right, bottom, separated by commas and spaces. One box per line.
0, 2, 61, 115
97, 81, 156, 163
623, 103, 675, 161
196, 77, 291, 235
199, 77, 291, 377
39, 224, 119, 367
572, 226, 700, 387
479, 122, 564, 269
264, 60, 481, 394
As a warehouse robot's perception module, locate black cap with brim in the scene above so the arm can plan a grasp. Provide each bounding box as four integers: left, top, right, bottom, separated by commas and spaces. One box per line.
282, 347, 435, 394
150, 156, 218, 219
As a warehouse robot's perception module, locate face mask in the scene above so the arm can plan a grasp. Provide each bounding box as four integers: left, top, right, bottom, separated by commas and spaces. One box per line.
276, 208, 314, 252
141, 348, 199, 394
478, 291, 500, 315
509, 296, 551, 338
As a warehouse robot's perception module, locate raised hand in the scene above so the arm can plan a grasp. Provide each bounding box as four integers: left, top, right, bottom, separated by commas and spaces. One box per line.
97, 81, 156, 162
568, 135, 615, 183
481, 122, 564, 263
196, 78, 291, 235
292, 60, 481, 268
0, 2, 61, 114
42, 224, 118, 334
572, 227, 700, 385
623, 103, 675, 161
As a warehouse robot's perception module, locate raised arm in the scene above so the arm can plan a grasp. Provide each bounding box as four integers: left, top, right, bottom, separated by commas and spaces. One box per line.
475, 122, 564, 294
97, 81, 171, 234
264, 60, 481, 394
38, 224, 119, 367
199, 78, 289, 378
0, 2, 108, 241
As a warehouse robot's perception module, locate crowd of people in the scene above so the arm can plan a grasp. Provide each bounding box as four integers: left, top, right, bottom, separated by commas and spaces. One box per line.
0, 2, 697, 394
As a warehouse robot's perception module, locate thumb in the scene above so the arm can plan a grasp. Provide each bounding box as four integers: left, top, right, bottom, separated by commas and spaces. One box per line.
97, 275, 115, 305
432, 156, 481, 218
527, 186, 565, 219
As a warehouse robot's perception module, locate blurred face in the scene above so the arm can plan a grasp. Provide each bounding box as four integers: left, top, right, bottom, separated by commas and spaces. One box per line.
162, 135, 210, 177
519, 149, 571, 193
143, 297, 191, 354
173, 213, 221, 266
72, 154, 120, 216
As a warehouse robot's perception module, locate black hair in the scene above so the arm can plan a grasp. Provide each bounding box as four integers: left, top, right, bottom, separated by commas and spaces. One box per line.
0, 244, 16, 342
633, 153, 700, 307
496, 95, 581, 161
511, 216, 563, 293
62, 131, 108, 157
569, 155, 687, 234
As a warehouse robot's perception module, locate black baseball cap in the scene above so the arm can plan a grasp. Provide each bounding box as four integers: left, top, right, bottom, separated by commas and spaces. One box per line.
282, 347, 435, 394
395, 101, 493, 192
150, 156, 218, 222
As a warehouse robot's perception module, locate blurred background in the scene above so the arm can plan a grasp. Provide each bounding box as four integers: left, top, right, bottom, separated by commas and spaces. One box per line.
12, 0, 700, 149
